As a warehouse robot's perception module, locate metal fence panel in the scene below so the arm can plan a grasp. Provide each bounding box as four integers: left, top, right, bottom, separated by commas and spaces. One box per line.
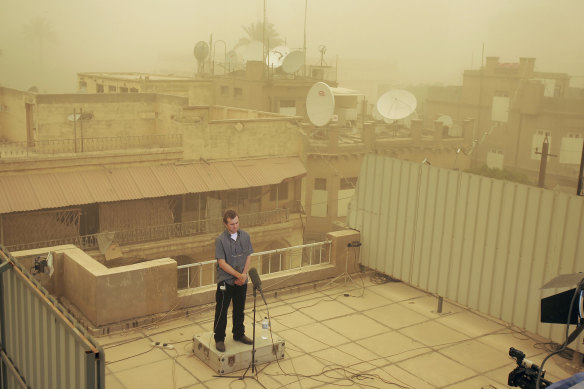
348, 154, 584, 352
0, 246, 104, 389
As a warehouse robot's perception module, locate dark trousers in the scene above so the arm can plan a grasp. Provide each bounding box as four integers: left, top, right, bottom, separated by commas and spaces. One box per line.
213, 282, 247, 341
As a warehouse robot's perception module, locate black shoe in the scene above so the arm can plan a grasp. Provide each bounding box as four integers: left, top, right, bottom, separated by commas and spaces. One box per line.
234, 335, 253, 345
216, 340, 225, 352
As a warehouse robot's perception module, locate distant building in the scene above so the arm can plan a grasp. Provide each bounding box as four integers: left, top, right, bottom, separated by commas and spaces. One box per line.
425, 57, 584, 190
0, 86, 305, 268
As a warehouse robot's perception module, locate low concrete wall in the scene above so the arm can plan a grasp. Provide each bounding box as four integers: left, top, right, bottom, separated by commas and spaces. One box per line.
13, 245, 178, 326
12, 229, 359, 331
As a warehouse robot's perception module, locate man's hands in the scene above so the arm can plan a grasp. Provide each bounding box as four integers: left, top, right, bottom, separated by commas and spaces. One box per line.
235, 272, 247, 286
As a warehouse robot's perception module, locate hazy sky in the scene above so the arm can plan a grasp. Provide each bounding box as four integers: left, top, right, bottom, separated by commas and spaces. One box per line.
1, 0, 583, 95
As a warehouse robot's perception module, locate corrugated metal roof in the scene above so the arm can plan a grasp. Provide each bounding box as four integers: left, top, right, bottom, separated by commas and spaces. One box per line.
0, 157, 306, 214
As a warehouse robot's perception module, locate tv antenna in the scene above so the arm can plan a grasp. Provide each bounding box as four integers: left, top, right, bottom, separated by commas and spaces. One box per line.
318, 45, 327, 66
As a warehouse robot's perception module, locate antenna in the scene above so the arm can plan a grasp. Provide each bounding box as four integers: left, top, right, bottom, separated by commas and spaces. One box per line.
194, 41, 210, 74
306, 82, 335, 127
376, 89, 417, 120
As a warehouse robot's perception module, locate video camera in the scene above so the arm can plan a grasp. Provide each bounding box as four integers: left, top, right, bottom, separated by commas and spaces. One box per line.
508, 347, 552, 389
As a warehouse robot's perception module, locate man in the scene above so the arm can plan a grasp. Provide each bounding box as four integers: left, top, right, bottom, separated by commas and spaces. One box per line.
213, 209, 254, 352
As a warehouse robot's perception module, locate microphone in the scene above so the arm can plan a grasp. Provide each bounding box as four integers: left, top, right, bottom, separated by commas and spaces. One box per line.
248, 267, 266, 303
248, 267, 262, 291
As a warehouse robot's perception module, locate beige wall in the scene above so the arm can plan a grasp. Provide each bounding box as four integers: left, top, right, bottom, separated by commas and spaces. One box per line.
34, 93, 188, 141
0, 87, 36, 142
20, 246, 179, 326
181, 118, 303, 161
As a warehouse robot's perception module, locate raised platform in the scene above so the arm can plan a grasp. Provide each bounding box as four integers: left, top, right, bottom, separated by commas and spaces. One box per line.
192, 331, 285, 375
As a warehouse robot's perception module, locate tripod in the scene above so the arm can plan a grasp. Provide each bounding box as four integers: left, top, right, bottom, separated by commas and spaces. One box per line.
326, 241, 361, 287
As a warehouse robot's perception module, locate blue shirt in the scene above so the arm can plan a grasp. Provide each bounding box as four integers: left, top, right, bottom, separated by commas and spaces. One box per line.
215, 229, 254, 285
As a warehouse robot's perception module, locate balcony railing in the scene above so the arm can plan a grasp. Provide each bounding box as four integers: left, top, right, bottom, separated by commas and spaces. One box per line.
177, 240, 332, 290
0, 134, 183, 158
5, 209, 290, 252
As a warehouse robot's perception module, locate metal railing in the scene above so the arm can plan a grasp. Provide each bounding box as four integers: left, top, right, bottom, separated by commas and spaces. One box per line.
177, 240, 331, 290
0, 133, 182, 158
5, 209, 290, 252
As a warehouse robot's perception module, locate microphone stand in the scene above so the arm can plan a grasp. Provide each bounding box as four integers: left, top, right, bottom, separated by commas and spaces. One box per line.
216, 284, 266, 388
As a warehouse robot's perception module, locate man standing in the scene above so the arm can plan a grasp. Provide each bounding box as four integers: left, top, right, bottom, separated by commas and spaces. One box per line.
213, 209, 254, 352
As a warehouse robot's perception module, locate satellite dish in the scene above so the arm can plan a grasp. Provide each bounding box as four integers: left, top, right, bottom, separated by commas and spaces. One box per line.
306, 82, 335, 127
266, 46, 290, 68
193, 41, 210, 61
376, 90, 417, 120
67, 112, 93, 121
437, 115, 453, 129
281, 50, 305, 74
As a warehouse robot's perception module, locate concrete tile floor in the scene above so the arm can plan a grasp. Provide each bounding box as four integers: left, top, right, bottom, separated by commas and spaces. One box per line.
99, 274, 580, 388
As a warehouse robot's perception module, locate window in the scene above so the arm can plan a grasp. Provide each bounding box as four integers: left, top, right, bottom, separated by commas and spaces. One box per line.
220, 86, 229, 95
491, 95, 509, 123
119, 87, 128, 93
340, 177, 357, 190
560, 133, 583, 164
234, 88, 243, 98
279, 100, 297, 115
314, 178, 326, 190
96, 84, 104, 93
130, 87, 139, 93
312, 179, 327, 217
532, 130, 552, 160
270, 182, 289, 201
486, 148, 504, 170
108, 85, 117, 92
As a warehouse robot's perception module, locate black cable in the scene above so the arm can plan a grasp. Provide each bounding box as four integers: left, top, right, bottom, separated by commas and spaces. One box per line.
535, 280, 583, 389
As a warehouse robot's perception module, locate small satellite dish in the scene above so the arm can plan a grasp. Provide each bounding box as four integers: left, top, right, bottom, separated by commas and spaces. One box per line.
281, 50, 305, 74
67, 112, 93, 121
437, 115, 453, 129
306, 82, 335, 127
376, 89, 417, 120
266, 46, 290, 68
193, 41, 210, 61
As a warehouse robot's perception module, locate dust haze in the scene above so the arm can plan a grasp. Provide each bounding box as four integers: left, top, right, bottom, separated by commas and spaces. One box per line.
1, 0, 583, 98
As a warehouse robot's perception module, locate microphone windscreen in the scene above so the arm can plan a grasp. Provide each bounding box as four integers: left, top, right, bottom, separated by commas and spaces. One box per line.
248, 267, 262, 288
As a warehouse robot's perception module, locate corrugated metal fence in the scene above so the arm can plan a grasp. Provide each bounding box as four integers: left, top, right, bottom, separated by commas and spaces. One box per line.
0, 246, 104, 389
348, 154, 584, 352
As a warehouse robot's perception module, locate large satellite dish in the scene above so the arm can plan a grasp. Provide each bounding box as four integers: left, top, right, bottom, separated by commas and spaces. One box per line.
306, 82, 335, 127
193, 41, 210, 61
376, 89, 417, 120
281, 50, 305, 74
266, 46, 290, 68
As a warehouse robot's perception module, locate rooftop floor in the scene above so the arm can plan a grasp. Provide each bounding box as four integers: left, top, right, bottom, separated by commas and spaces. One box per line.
99, 273, 579, 388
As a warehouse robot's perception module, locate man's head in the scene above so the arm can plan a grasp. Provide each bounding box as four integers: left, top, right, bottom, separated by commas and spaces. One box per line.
223, 209, 239, 234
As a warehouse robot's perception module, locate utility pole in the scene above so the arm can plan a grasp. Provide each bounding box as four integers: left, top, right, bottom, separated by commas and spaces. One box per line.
535, 136, 557, 188
577, 139, 584, 195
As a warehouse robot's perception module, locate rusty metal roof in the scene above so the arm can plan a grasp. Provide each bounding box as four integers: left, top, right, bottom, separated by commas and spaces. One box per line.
0, 157, 306, 214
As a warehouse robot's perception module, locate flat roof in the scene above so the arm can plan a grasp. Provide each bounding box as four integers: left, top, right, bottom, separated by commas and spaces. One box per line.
78, 72, 196, 82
